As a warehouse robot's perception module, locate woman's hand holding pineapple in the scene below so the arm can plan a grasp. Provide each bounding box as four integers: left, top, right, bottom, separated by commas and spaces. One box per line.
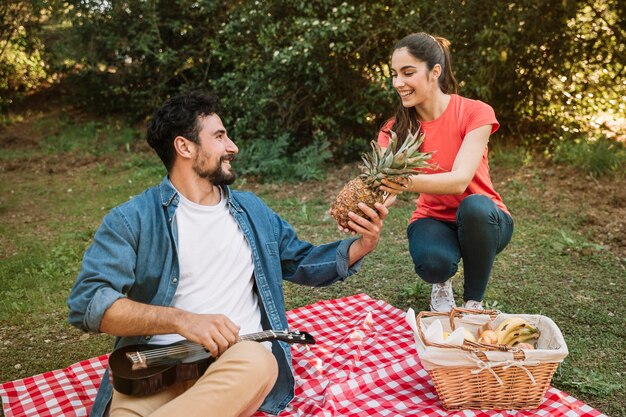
380, 177, 413, 195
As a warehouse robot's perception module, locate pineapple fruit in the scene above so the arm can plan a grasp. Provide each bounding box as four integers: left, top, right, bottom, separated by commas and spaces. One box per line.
329, 129, 432, 229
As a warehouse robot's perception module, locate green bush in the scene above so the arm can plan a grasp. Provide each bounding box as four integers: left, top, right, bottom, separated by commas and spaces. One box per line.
59, 0, 228, 114
236, 133, 331, 181
3, 0, 625, 177
0, 2, 51, 109
209, 2, 395, 160
553, 136, 626, 178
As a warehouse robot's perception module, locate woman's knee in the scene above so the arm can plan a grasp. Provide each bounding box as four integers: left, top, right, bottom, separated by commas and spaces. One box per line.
457, 194, 498, 224
407, 219, 460, 282
410, 248, 458, 283
414, 261, 458, 283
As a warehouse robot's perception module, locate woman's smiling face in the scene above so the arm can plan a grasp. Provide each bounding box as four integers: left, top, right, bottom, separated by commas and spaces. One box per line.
390, 47, 440, 108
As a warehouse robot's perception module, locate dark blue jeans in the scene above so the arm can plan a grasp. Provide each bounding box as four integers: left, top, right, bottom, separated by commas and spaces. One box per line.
407, 194, 514, 302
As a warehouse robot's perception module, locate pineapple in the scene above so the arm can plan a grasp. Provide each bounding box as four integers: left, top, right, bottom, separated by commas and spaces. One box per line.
329, 129, 432, 229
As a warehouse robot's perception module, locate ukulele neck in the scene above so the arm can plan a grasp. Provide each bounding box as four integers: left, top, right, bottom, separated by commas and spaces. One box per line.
126, 330, 281, 370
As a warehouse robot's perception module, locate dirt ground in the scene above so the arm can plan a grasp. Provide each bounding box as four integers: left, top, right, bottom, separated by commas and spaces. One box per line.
528, 161, 625, 260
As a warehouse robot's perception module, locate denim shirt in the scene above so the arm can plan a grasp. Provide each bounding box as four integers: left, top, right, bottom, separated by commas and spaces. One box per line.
67, 176, 362, 417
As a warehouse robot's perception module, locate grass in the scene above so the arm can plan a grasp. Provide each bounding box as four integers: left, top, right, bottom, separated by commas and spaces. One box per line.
0, 114, 625, 416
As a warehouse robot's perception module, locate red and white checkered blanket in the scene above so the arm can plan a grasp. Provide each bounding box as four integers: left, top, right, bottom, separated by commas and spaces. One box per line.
0, 294, 608, 417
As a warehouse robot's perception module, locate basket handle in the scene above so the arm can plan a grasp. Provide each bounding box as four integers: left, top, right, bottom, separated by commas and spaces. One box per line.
448, 307, 499, 331
415, 310, 452, 349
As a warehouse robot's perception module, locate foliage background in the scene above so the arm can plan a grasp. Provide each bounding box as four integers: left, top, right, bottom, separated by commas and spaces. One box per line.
2, 0, 625, 178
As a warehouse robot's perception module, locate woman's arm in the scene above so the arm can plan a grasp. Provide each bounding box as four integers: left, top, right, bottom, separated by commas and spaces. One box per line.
380, 124, 492, 195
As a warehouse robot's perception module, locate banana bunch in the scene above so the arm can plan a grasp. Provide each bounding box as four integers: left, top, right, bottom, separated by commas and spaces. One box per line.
494, 317, 540, 347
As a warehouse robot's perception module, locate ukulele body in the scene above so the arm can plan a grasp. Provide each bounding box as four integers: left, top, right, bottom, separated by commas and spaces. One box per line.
109, 342, 214, 396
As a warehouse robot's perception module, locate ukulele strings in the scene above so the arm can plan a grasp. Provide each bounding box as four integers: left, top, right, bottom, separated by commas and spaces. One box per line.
131, 330, 288, 361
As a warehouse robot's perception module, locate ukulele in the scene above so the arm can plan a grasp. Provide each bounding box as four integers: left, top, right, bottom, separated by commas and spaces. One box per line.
109, 330, 315, 396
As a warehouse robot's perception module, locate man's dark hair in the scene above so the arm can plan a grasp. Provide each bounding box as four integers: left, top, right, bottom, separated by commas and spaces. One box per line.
146, 91, 220, 171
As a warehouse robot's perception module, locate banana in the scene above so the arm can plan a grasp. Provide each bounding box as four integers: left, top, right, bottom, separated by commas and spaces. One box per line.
494, 317, 530, 343
507, 331, 540, 347
494, 317, 526, 333
501, 327, 539, 346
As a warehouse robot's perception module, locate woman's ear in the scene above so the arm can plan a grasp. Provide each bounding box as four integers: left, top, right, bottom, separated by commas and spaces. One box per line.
431, 63, 442, 81
173, 136, 194, 160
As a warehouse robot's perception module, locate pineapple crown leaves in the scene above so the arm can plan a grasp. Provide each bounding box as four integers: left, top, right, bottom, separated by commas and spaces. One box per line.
359, 129, 433, 188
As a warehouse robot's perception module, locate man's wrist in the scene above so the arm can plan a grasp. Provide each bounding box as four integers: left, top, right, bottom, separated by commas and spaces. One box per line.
357, 237, 374, 254
171, 307, 191, 336
348, 237, 375, 265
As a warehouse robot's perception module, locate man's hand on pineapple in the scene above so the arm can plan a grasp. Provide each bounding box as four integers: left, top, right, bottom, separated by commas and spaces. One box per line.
333, 199, 391, 235
344, 203, 389, 244
340, 202, 388, 261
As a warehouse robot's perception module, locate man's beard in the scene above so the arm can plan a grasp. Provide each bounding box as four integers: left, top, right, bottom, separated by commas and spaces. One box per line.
193, 154, 237, 186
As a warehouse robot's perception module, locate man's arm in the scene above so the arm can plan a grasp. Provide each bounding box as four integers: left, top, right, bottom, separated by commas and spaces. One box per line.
100, 298, 240, 357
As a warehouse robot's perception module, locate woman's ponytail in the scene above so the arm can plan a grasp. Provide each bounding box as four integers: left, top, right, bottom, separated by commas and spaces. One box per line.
433, 36, 458, 94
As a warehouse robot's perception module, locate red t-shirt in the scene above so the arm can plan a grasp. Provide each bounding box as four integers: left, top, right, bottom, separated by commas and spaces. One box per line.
377, 94, 510, 223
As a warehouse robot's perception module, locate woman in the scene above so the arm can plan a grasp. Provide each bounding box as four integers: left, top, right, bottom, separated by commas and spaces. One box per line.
379, 32, 513, 312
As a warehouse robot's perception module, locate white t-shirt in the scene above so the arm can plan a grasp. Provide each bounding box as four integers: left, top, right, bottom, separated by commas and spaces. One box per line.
150, 188, 263, 346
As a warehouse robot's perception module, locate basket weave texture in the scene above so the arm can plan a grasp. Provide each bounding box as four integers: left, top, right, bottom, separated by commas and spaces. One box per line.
412, 307, 568, 411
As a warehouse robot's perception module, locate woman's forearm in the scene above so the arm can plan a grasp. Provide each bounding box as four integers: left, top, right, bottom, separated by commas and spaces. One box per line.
405, 171, 470, 195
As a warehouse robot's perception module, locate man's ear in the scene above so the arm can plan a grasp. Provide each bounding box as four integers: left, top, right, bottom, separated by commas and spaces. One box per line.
173, 136, 194, 160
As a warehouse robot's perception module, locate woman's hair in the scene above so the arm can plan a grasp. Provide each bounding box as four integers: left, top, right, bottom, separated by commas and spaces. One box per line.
388, 33, 458, 146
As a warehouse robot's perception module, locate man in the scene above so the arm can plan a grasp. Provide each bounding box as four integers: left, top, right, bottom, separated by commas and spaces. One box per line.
67, 91, 389, 417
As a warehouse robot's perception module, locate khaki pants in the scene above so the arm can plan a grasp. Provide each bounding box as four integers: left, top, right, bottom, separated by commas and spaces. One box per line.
110, 341, 279, 417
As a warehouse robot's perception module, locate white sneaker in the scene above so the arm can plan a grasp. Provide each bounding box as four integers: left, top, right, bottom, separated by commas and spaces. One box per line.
430, 280, 455, 312
464, 300, 484, 310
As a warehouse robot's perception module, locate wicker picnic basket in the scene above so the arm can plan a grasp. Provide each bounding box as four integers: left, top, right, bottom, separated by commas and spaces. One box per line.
408, 307, 569, 410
